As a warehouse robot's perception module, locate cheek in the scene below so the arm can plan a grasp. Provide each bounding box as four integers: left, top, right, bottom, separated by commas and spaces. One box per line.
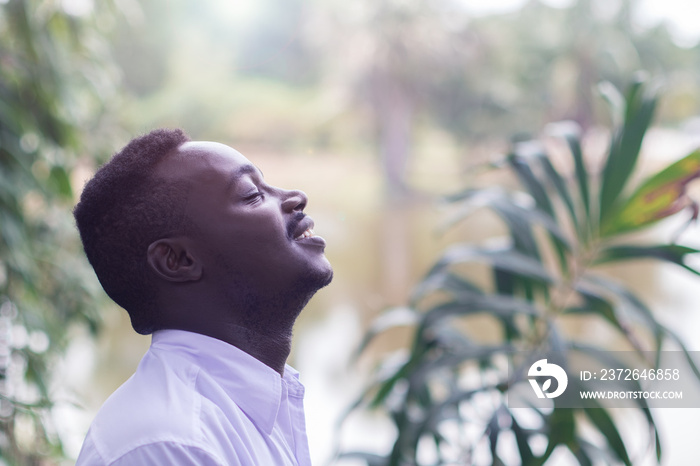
237, 210, 287, 243
190, 204, 294, 265
217, 210, 290, 259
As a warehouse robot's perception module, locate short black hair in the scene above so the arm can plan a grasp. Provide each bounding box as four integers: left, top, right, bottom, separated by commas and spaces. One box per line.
74, 128, 191, 334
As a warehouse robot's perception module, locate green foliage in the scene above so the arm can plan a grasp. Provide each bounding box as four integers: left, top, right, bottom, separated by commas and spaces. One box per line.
344, 78, 700, 465
0, 0, 118, 463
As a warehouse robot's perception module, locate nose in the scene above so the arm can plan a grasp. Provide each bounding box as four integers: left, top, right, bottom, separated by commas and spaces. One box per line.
281, 189, 308, 213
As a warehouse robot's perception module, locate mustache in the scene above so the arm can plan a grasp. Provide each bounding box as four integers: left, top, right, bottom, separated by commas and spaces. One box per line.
287, 212, 306, 238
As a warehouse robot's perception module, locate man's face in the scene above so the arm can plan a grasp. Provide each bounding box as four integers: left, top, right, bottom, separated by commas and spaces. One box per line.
156, 141, 333, 302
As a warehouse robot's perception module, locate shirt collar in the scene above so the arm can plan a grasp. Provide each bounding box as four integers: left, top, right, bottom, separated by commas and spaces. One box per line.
150, 329, 303, 435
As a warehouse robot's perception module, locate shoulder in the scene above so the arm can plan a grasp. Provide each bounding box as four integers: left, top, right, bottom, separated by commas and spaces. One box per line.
77, 438, 230, 466
78, 350, 207, 464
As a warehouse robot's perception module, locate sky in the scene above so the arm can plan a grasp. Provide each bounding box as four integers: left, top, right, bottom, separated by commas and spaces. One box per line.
459, 0, 700, 47
58, 0, 700, 48
635, 0, 700, 47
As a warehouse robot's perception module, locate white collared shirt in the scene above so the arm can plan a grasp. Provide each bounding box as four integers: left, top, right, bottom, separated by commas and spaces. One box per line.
76, 329, 312, 465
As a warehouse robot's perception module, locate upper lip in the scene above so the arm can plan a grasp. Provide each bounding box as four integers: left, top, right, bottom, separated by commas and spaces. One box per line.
290, 215, 315, 239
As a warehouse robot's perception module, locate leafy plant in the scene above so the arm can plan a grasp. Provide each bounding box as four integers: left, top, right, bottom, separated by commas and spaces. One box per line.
341, 76, 700, 465
0, 0, 120, 463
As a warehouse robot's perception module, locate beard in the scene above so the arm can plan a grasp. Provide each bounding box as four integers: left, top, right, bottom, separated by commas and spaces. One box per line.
218, 257, 333, 337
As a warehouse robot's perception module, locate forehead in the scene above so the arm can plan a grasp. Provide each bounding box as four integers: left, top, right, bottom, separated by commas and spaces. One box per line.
156, 141, 257, 185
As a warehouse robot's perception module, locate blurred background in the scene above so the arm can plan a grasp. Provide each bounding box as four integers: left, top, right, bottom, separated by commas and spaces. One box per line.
1, 0, 699, 464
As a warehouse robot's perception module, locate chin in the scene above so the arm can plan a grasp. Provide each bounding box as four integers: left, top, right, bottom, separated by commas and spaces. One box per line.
310, 262, 334, 290
298, 258, 333, 294
319, 268, 333, 288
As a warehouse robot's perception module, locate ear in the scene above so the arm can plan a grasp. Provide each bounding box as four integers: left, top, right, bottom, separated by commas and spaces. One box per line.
147, 238, 202, 282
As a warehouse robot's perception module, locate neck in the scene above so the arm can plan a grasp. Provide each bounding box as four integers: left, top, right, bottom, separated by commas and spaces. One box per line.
207, 323, 293, 375
159, 280, 320, 376
165, 320, 293, 376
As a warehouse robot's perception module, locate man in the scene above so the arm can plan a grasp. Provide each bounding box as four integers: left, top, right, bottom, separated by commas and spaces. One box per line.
73, 128, 333, 465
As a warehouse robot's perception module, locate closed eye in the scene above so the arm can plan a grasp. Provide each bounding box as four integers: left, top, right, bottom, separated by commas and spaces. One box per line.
243, 191, 264, 204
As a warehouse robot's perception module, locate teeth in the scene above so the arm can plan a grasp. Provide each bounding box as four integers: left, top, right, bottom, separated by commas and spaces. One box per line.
296, 228, 315, 240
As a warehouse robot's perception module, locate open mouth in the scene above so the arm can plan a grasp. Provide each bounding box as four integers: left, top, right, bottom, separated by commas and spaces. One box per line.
295, 228, 316, 241
290, 216, 326, 249
290, 215, 314, 240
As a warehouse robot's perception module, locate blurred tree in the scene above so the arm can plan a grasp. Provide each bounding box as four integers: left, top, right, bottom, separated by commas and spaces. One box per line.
0, 0, 119, 463
235, 0, 319, 85
424, 0, 700, 139
318, 0, 700, 196
317, 0, 475, 198
101, 0, 700, 197
110, 0, 326, 144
